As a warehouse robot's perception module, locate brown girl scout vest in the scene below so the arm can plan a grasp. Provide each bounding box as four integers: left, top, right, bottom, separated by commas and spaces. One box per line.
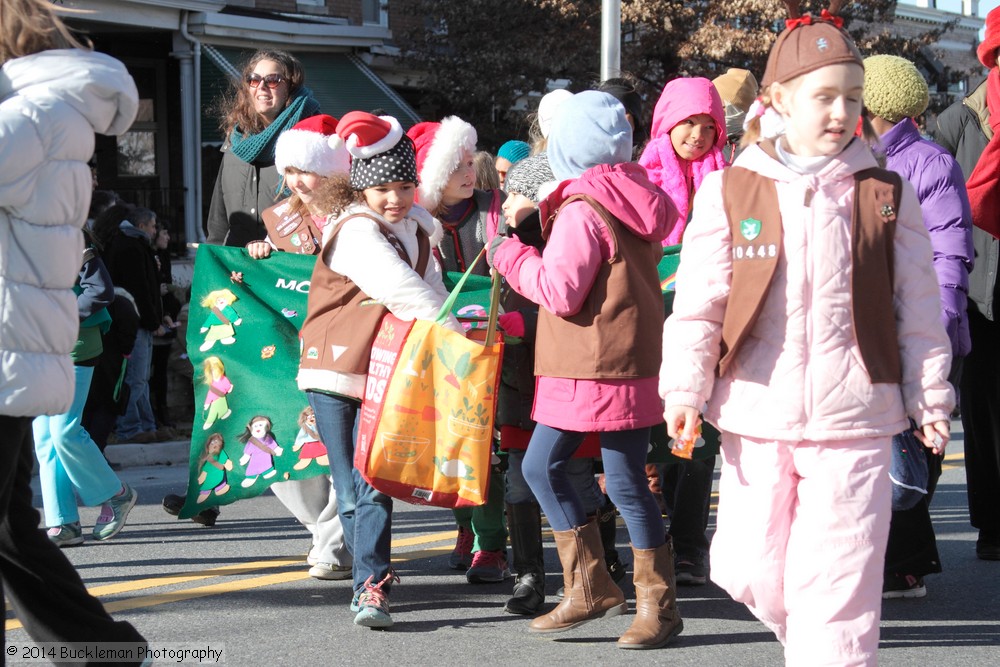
298, 213, 430, 376
718, 141, 903, 383
262, 197, 323, 255
534, 194, 664, 379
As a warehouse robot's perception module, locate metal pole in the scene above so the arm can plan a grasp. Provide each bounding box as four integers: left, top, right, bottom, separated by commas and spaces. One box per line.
601, 0, 622, 82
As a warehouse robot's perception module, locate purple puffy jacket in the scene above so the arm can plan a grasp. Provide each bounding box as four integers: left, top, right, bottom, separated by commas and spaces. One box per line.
882, 119, 974, 358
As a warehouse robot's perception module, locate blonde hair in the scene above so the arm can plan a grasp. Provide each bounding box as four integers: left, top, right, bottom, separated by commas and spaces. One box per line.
202, 356, 226, 384
526, 113, 547, 156
200, 288, 237, 309
0, 0, 89, 64
741, 79, 879, 150
310, 173, 364, 219
280, 167, 326, 219
473, 151, 500, 190
298, 405, 314, 428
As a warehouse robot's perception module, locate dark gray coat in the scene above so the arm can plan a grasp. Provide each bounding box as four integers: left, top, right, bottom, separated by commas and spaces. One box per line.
205, 145, 282, 247
934, 79, 1000, 320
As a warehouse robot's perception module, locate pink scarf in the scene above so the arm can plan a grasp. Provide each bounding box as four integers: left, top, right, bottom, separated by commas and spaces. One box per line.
638, 135, 727, 246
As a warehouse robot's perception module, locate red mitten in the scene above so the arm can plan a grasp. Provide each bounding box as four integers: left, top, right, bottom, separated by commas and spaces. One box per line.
498, 311, 525, 337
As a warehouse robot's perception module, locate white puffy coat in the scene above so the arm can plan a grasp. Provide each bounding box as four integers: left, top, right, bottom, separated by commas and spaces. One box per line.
660, 140, 954, 441
0, 49, 138, 417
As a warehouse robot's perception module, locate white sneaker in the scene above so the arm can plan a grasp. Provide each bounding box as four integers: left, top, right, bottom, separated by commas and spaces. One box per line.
308, 562, 352, 580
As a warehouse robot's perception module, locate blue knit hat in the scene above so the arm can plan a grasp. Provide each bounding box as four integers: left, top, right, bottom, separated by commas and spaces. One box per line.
547, 91, 632, 181
497, 140, 530, 165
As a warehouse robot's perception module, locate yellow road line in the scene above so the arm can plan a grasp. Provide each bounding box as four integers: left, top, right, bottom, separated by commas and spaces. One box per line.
6, 533, 457, 631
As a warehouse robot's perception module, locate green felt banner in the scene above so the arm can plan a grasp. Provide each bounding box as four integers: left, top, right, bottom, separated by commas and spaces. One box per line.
179, 246, 323, 519
179, 243, 707, 517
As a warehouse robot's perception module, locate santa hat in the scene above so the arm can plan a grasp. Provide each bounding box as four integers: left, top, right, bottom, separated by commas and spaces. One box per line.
337, 111, 418, 190
274, 114, 350, 177
406, 116, 478, 211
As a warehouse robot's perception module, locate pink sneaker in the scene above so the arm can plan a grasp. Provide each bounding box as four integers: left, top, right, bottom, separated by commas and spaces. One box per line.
449, 526, 473, 570
466, 549, 510, 584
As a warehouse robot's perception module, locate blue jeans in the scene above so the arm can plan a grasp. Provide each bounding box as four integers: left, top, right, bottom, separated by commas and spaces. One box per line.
33, 366, 122, 526
116, 328, 156, 438
307, 391, 392, 594
505, 448, 604, 514
524, 425, 664, 549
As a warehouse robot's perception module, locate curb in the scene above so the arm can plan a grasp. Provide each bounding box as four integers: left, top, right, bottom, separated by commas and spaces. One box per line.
104, 440, 190, 468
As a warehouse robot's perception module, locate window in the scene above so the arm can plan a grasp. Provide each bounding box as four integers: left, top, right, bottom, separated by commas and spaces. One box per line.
362, 0, 387, 26
117, 73, 158, 177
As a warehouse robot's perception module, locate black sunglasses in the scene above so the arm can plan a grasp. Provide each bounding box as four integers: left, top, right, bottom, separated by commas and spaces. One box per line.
245, 73, 287, 90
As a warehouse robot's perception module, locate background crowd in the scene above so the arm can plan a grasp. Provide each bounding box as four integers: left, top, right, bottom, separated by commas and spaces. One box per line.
6, 0, 1000, 664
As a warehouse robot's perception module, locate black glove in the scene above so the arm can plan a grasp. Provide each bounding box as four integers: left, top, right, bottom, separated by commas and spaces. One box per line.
487, 234, 509, 269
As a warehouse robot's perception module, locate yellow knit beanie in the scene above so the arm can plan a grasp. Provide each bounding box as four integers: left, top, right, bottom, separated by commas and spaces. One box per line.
863, 55, 929, 124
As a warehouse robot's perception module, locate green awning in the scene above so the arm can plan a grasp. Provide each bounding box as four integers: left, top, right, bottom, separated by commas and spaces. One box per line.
201, 46, 421, 144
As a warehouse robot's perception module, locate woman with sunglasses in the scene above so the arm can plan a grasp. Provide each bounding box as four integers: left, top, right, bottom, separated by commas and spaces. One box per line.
169, 50, 323, 525
205, 50, 321, 247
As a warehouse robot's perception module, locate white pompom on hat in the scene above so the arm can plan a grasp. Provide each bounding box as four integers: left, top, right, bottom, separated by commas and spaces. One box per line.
274, 114, 350, 177
406, 116, 478, 211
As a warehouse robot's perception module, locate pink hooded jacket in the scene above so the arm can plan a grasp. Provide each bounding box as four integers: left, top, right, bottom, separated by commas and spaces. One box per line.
659, 140, 955, 441
639, 77, 728, 246
492, 162, 678, 431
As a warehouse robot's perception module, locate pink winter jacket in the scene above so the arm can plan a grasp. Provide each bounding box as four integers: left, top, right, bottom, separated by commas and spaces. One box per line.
659, 140, 955, 441
639, 77, 728, 246
493, 163, 678, 431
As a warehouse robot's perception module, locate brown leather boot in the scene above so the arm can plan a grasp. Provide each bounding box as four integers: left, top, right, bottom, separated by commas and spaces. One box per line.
528, 521, 627, 633
617, 540, 684, 649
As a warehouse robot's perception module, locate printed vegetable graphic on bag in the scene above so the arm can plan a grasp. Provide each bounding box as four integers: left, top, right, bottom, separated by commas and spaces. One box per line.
356, 251, 503, 508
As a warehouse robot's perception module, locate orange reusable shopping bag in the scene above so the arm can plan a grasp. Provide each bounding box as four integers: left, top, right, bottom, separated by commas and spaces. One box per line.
355, 253, 503, 508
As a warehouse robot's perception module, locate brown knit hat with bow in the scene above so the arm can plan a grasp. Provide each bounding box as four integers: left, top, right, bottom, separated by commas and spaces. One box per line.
761, 1, 864, 88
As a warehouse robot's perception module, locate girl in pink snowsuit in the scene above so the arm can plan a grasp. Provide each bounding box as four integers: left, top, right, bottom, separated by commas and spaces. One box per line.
659, 7, 954, 666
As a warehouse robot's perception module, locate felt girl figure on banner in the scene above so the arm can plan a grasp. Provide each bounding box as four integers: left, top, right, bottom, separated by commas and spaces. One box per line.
293, 406, 328, 470
659, 3, 953, 664
197, 433, 233, 502
201, 357, 234, 430
238, 415, 283, 487
199, 288, 243, 352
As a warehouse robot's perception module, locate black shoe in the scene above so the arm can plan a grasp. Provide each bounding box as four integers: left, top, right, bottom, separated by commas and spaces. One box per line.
977, 530, 1000, 561
675, 559, 708, 586
163, 493, 220, 526
162, 493, 183, 515
505, 572, 544, 615
607, 557, 628, 584
192, 506, 220, 527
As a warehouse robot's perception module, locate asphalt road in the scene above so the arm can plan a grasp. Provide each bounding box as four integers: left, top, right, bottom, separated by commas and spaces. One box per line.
7, 422, 999, 666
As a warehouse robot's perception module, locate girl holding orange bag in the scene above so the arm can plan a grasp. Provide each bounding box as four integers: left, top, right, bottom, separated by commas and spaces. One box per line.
488, 91, 683, 648
297, 111, 460, 629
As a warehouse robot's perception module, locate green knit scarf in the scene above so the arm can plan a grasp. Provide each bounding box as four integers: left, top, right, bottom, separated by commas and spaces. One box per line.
228, 87, 321, 165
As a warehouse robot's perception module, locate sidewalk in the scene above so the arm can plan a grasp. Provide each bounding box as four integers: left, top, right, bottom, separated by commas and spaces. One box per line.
104, 439, 190, 468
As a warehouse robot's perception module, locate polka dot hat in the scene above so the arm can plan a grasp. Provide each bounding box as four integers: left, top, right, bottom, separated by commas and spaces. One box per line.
336, 112, 418, 190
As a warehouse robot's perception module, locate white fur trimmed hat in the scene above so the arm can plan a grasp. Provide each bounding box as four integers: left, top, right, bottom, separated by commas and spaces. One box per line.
406, 116, 478, 211
274, 114, 350, 177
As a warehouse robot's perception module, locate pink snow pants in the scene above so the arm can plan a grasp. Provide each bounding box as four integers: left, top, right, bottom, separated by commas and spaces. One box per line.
710, 433, 892, 667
